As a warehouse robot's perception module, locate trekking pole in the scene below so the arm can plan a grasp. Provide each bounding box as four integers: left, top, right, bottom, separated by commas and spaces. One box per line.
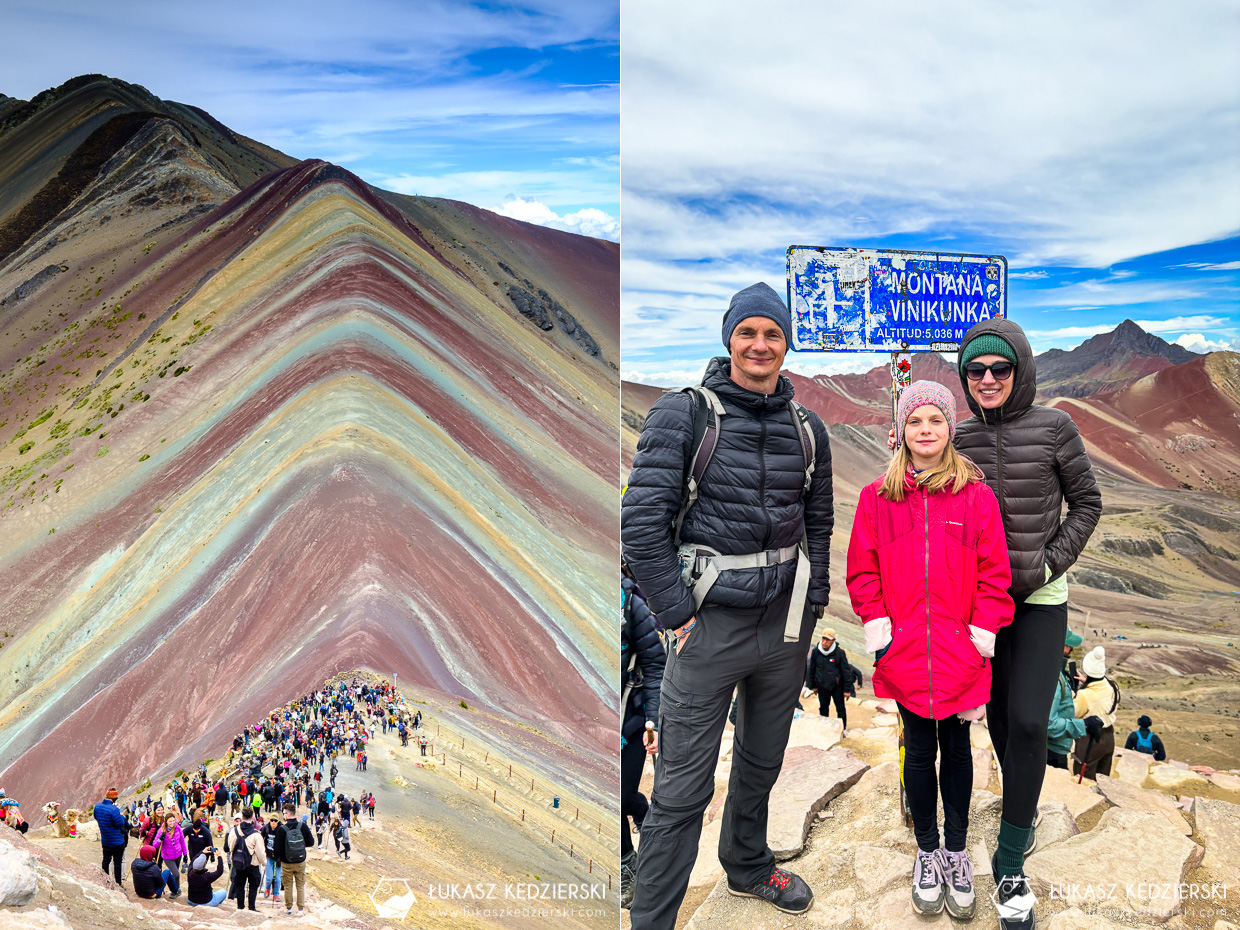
1077, 733, 1097, 784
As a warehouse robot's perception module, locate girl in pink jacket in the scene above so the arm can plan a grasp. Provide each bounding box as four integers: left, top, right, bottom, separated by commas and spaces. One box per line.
848, 381, 1013, 920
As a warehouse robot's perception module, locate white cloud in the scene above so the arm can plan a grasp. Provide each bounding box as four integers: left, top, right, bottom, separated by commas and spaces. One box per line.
1175, 261, 1240, 271
491, 198, 619, 241
1175, 333, 1240, 353
622, 2, 1239, 269
1009, 270, 1050, 279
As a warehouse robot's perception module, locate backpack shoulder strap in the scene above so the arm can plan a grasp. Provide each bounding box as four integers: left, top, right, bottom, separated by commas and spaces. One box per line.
672, 386, 725, 545
787, 400, 816, 496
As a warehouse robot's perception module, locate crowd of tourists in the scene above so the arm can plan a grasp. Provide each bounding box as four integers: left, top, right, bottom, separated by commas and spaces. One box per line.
90, 676, 423, 914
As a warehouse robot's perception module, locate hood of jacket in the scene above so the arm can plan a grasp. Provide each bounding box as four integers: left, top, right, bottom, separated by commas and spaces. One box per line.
956, 318, 1036, 424
701, 357, 795, 413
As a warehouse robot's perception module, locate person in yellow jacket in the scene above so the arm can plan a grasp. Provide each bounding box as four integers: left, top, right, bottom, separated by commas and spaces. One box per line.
1072, 646, 1119, 779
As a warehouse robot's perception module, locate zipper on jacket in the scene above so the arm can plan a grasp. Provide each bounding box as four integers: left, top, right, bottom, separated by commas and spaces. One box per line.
994, 421, 1006, 524
924, 490, 933, 716
759, 414, 770, 548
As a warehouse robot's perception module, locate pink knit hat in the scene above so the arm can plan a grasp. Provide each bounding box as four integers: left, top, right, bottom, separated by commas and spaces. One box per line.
896, 380, 957, 445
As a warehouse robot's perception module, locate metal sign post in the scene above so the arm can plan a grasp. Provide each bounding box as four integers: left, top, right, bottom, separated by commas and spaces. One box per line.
890, 352, 912, 446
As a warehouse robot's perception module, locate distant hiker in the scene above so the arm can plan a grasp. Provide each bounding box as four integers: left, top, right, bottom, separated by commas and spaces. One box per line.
1072, 646, 1120, 780
950, 319, 1101, 930
131, 844, 176, 899
851, 380, 1014, 920
620, 564, 666, 910
94, 788, 129, 885
225, 808, 265, 911
1124, 715, 1166, 761
261, 815, 283, 900
622, 283, 834, 925
367, 793, 376, 820
419, 735, 428, 756
1046, 628, 1095, 770
333, 817, 352, 859
803, 626, 861, 729
187, 852, 227, 907
275, 802, 314, 915
329, 762, 338, 789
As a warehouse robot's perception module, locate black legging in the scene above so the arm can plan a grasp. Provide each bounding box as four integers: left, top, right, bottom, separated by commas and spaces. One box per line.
987, 601, 1067, 830
620, 727, 650, 856
898, 704, 972, 852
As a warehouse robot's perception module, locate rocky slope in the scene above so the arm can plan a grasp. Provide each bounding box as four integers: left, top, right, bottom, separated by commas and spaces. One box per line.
625, 675, 1240, 930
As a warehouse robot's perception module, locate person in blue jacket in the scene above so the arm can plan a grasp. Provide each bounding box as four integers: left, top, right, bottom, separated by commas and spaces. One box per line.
93, 788, 130, 885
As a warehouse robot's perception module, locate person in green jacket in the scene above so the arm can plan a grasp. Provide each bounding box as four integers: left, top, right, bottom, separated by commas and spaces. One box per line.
1046, 628, 1088, 770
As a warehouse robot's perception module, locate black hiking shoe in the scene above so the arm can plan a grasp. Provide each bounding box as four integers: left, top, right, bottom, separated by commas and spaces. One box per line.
620, 851, 637, 910
991, 852, 1035, 930
726, 866, 813, 914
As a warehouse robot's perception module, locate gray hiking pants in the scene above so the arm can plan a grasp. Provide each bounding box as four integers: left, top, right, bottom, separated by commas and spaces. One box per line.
630, 592, 815, 930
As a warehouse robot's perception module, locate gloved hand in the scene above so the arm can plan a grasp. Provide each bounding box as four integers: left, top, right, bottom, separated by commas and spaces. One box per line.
1084, 716, 1104, 740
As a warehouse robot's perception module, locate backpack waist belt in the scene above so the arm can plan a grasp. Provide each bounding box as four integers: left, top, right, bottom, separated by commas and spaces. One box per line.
678, 542, 810, 643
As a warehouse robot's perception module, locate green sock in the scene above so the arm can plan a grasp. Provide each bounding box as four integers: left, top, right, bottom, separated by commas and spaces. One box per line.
996, 818, 1032, 878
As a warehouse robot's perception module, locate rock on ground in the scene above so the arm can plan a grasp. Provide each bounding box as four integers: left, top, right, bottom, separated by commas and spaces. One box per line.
768, 746, 869, 860
1114, 748, 1153, 787
1147, 764, 1210, 796
1192, 796, 1240, 885
1046, 906, 1132, 929
851, 845, 912, 897
786, 714, 844, 753
1095, 774, 1192, 834
1038, 765, 1109, 820
1024, 808, 1205, 920
0, 837, 38, 906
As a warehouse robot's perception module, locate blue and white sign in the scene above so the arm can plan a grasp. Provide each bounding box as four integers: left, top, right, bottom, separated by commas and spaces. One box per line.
787, 247, 1007, 352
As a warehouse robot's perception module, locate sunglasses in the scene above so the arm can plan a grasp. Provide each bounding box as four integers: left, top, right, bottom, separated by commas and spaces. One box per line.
964, 361, 1014, 381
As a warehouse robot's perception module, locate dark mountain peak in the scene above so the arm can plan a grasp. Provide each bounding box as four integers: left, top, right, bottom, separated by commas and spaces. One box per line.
1077, 319, 1197, 363
0, 74, 161, 137
1035, 318, 1198, 399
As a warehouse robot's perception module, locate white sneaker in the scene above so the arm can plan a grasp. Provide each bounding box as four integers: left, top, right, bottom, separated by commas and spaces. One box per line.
938, 848, 975, 919
911, 849, 945, 914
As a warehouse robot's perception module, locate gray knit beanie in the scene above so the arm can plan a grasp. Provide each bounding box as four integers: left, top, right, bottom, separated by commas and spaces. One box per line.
721, 282, 792, 350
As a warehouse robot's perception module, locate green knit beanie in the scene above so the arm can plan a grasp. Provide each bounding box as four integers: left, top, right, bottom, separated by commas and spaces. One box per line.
960, 333, 1018, 371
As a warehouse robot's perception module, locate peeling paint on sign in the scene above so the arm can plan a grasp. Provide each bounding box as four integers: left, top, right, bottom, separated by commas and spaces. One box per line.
787, 246, 1007, 353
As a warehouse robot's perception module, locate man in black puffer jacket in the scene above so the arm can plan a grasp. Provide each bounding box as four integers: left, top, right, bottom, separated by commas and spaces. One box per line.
622, 282, 833, 928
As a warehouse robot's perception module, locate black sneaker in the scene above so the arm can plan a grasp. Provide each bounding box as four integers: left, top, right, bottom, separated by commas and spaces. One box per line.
991, 853, 1035, 930
726, 866, 814, 915
620, 851, 637, 910
1024, 828, 1037, 858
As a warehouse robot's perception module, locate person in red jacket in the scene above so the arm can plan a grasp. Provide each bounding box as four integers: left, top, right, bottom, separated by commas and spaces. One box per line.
849, 381, 1014, 921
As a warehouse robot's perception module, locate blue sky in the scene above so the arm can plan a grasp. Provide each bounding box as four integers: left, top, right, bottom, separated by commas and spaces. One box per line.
0, 0, 619, 240
621, 1, 1240, 385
